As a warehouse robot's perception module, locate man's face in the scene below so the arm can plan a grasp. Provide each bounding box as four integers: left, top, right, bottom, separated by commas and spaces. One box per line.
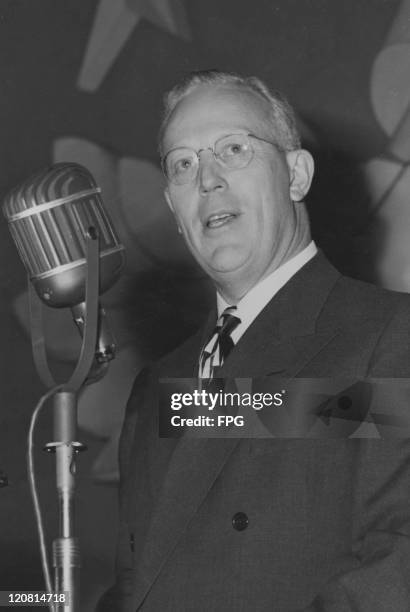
163, 84, 312, 299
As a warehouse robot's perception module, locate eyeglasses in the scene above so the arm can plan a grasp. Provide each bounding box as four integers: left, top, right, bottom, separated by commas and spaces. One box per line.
162, 133, 280, 185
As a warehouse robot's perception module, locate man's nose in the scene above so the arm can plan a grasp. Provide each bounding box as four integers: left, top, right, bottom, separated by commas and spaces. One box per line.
198, 152, 227, 195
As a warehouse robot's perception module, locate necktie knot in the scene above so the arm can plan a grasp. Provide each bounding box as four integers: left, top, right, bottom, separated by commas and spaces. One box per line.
199, 306, 241, 380
218, 309, 241, 337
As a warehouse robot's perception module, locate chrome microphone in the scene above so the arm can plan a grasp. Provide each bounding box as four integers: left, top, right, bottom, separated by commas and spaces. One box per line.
3, 162, 125, 362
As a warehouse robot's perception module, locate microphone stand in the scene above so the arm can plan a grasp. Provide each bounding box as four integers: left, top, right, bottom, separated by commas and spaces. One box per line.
29, 227, 102, 612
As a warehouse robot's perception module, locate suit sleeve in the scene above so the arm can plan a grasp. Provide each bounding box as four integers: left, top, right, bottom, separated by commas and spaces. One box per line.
96, 366, 152, 612
301, 440, 410, 611
301, 297, 410, 611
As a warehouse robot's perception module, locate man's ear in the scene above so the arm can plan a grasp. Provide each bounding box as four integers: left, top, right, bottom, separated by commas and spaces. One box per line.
286, 149, 315, 202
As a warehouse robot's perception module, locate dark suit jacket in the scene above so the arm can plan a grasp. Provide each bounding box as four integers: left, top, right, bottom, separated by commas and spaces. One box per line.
99, 253, 410, 611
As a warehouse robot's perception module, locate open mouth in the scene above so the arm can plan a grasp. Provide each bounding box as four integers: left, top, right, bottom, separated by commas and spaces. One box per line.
206, 212, 237, 229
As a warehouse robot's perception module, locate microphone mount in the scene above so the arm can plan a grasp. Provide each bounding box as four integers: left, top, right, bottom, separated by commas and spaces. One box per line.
29, 226, 102, 612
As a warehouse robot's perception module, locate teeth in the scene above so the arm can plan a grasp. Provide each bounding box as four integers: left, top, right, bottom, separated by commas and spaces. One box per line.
207, 213, 234, 228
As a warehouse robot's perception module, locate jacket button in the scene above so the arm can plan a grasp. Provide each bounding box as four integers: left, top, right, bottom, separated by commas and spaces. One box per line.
232, 512, 249, 531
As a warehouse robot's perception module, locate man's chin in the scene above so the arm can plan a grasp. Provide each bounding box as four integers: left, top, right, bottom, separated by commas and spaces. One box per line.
202, 248, 250, 277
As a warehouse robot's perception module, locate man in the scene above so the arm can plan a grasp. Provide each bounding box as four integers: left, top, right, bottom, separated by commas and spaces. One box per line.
100, 71, 410, 611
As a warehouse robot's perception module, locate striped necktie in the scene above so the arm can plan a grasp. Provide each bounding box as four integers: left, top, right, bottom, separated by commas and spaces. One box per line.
199, 306, 241, 380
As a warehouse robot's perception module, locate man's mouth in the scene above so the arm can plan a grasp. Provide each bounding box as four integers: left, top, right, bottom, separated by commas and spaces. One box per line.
206, 212, 237, 229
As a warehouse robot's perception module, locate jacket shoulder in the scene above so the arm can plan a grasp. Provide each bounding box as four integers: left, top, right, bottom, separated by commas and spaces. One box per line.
327, 275, 410, 377
326, 273, 410, 326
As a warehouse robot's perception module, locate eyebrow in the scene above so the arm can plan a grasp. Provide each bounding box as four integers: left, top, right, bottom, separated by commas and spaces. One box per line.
163, 130, 252, 157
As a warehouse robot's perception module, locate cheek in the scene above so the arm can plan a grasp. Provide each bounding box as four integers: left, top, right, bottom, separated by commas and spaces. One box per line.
253, 156, 291, 198
174, 209, 204, 249
170, 200, 194, 230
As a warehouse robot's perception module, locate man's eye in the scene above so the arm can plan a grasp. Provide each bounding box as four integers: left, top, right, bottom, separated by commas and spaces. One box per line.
223, 142, 245, 156
174, 158, 193, 173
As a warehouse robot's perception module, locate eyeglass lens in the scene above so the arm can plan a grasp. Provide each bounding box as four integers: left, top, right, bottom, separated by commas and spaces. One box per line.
164, 133, 254, 185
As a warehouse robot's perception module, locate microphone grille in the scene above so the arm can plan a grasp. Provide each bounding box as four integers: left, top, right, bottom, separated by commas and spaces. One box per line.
3, 163, 124, 307
4, 162, 98, 216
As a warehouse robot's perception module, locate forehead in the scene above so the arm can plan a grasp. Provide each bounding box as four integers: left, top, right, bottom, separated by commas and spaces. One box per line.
162, 84, 272, 151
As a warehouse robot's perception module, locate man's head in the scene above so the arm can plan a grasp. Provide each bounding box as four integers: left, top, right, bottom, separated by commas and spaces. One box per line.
160, 70, 314, 303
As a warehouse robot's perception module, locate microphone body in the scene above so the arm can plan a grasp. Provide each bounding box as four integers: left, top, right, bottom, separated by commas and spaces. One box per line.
3, 163, 125, 362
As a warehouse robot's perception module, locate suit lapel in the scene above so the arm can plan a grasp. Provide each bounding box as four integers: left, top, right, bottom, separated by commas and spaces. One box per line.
130, 322, 241, 609
132, 437, 240, 607
220, 252, 341, 378
132, 253, 342, 608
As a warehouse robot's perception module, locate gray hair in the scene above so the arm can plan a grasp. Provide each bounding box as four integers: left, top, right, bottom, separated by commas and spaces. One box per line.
158, 69, 301, 156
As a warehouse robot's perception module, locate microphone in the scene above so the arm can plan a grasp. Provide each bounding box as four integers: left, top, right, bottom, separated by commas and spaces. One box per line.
3, 162, 125, 363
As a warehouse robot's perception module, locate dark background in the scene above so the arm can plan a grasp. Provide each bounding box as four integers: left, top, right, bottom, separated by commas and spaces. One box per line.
0, 0, 404, 609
